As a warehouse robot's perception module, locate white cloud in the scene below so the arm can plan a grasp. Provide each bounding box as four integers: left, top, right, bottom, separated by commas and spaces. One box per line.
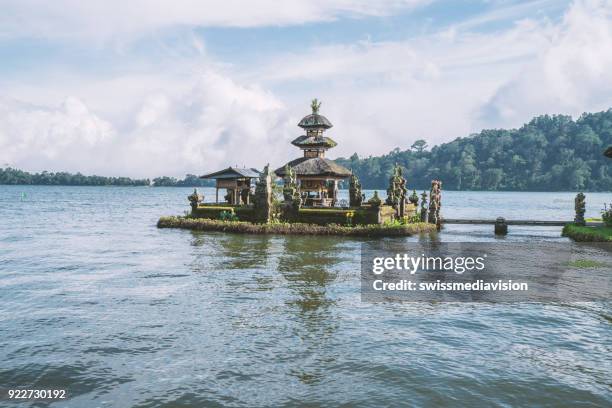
0, 0, 431, 43
0, 71, 297, 177
118, 70, 294, 177
0, 97, 115, 172
479, 0, 612, 127
242, 13, 555, 157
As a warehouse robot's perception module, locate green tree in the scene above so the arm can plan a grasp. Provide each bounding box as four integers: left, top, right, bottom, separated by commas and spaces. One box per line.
411, 139, 428, 153
334, 108, 612, 191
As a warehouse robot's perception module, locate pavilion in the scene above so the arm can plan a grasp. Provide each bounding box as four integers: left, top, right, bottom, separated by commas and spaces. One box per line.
200, 166, 260, 205
275, 100, 351, 206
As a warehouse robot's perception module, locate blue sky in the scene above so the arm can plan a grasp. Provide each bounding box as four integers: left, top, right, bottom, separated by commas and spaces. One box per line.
0, 0, 610, 177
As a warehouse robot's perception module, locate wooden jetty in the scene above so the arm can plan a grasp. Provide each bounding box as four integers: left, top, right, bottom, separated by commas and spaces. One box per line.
443, 219, 570, 226
441, 217, 575, 235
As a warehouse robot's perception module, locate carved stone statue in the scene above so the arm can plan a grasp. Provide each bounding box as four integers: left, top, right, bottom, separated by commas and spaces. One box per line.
240, 188, 250, 205
187, 188, 203, 212
254, 164, 273, 223
386, 164, 408, 217
409, 189, 419, 205
282, 165, 298, 201
368, 191, 382, 208
282, 165, 301, 220
574, 192, 586, 226
349, 174, 363, 207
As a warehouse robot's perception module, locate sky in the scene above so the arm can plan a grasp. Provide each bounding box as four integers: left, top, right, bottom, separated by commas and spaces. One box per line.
1, 0, 611, 178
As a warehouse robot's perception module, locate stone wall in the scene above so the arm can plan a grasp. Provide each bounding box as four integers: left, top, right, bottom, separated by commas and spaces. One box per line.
192, 204, 255, 222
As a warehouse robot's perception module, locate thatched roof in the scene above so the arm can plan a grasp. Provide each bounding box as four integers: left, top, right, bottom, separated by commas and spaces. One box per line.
200, 166, 260, 179
298, 113, 333, 129
291, 135, 337, 149
605, 146, 612, 158
275, 157, 351, 178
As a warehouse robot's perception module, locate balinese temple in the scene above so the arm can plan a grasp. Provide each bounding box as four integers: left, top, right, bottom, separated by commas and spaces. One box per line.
275, 100, 351, 206
200, 166, 260, 205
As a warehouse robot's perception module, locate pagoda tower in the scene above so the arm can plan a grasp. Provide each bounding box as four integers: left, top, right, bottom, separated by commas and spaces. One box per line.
276, 99, 351, 206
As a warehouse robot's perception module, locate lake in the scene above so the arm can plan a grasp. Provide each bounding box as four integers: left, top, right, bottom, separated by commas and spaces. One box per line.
1, 186, 610, 407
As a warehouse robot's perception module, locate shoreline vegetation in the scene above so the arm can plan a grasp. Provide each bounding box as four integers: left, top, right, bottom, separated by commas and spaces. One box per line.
0, 168, 214, 187
1, 165, 610, 193
157, 216, 437, 237
562, 223, 612, 242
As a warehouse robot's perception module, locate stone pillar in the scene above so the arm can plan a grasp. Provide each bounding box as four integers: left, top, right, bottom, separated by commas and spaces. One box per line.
436, 181, 442, 230
386, 164, 407, 219
420, 191, 428, 223
282, 164, 300, 221
187, 188, 203, 215
349, 174, 363, 207
428, 180, 442, 230
368, 191, 382, 224
574, 192, 586, 226
494, 217, 508, 235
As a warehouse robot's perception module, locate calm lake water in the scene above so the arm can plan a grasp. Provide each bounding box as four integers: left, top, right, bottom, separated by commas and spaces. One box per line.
1, 186, 610, 407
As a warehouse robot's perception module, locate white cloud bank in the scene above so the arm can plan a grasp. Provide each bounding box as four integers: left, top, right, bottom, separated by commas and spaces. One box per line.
0, 97, 115, 173
1, 71, 298, 177
0, 0, 430, 43
480, 0, 612, 127
1, 0, 611, 177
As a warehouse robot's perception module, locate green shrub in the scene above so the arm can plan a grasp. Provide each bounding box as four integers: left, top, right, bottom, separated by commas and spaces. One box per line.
219, 210, 239, 222
157, 216, 437, 237
562, 223, 612, 242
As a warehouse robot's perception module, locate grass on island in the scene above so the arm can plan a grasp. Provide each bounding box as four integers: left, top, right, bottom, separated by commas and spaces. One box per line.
157, 216, 437, 237
562, 223, 612, 242
566, 259, 609, 269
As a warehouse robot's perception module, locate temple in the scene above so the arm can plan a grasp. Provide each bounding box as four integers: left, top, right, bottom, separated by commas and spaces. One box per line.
275, 99, 351, 207
189, 99, 430, 226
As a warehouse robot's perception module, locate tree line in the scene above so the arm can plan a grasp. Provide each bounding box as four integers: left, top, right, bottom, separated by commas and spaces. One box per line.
150, 175, 213, 187
335, 109, 612, 191
0, 168, 214, 187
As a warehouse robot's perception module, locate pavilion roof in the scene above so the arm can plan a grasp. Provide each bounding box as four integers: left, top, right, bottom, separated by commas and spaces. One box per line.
200, 166, 260, 180
275, 157, 351, 178
291, 135, 337, 149
298, 113, 333, 129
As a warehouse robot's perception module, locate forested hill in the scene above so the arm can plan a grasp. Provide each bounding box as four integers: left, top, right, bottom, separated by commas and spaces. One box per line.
335, 109, 612, 191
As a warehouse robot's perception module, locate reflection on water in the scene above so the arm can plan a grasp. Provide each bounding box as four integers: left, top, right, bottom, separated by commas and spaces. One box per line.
278, 236, 340, 311
0, 186, 610, 407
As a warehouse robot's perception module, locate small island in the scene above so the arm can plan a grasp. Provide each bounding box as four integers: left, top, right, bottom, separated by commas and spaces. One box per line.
158, 100, 439, 237
562, 193, 612, 242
